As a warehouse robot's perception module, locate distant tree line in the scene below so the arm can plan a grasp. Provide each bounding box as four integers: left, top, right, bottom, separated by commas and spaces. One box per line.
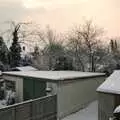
0, 20, 120, 74
31, 20, 120, 74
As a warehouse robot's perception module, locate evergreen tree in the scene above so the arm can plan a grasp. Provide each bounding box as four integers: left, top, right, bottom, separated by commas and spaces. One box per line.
110, 39, 114, 52
54, 56, 73, 70
115, 40, 118, 50
33, 46, 40, 58
0, 36, 9, 65
9, 25, 21, 67
110, 39, 118, 53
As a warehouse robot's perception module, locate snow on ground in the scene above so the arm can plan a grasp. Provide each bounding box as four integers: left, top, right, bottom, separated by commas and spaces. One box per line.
0, 100, 6, 108
63, 101, 98, 120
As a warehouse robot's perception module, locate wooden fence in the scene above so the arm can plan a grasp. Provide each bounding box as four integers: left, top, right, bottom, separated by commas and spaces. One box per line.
0, 95, 57, 120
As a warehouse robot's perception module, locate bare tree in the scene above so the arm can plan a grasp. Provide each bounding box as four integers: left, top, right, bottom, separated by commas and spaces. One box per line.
3, 21, 32, 44
67, 20, 104, 72
78, 20, 104, 72
66, 27, 85, 71
32, 26, 65, 70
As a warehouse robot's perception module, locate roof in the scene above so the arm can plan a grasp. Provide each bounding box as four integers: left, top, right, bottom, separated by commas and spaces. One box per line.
114, 105, 120, 114
15, 66, 38, 71
3, 71, 105, 82
97, 70, 120, 94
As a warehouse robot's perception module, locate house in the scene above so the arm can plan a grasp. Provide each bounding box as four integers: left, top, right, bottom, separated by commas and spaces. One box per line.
2, 71, 105, 119
97, 70, 120, 120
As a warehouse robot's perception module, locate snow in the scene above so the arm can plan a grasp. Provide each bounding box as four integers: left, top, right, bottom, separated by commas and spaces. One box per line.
5, 90, 16, 102
0, 71, 2, 75
3, 71, 105, 81
0, 100, 7, 108
63, 101, 98, 120
0, 90, 16, 109
114, 105, 120, 114
97, 70, 120, 94
0, 79, 4, 82
16, 66, 38, 71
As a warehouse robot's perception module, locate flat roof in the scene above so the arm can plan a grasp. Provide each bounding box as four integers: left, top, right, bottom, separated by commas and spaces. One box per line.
97, 70, 120, 95
3, 71, 105, 82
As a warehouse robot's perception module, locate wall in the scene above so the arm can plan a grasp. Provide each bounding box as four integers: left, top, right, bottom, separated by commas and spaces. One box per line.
57, 76, 105, 119
3, 75, 47, 102
23, 77, 46, 101
0, 95, 57, 120
98, 92, 115, 120
47, 82, 58, 95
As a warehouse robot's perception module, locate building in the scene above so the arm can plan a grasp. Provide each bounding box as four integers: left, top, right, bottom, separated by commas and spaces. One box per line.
97, 70, 120, 120
2, 71, 105, 119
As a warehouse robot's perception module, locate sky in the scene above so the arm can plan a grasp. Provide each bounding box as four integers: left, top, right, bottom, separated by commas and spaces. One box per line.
0, 0, 120, 38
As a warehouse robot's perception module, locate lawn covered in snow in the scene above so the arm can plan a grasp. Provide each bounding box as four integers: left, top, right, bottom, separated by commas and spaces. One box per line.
62, 101, 98, 120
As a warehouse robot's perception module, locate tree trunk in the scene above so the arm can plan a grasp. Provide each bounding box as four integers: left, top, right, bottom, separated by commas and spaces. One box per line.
91, 54, 95, 72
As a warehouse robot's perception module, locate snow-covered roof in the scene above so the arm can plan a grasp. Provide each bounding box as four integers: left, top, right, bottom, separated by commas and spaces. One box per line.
16, 66, 38, 71
97, 70, 120, 94
114, 105, 120, 114
3, 71, 105, 82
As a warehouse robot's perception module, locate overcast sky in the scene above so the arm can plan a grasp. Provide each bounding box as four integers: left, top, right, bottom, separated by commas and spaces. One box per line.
0, 0, 120, 37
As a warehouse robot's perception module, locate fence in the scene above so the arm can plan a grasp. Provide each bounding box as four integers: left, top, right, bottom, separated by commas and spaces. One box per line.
0, 95, 57, 120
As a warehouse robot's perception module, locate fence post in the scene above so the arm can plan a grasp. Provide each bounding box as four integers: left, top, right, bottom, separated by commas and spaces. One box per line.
14, 106, 16, 120
31, 100, 33, 120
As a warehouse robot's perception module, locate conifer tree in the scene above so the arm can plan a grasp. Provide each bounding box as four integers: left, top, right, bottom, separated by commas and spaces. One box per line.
9, 24, 21, 67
